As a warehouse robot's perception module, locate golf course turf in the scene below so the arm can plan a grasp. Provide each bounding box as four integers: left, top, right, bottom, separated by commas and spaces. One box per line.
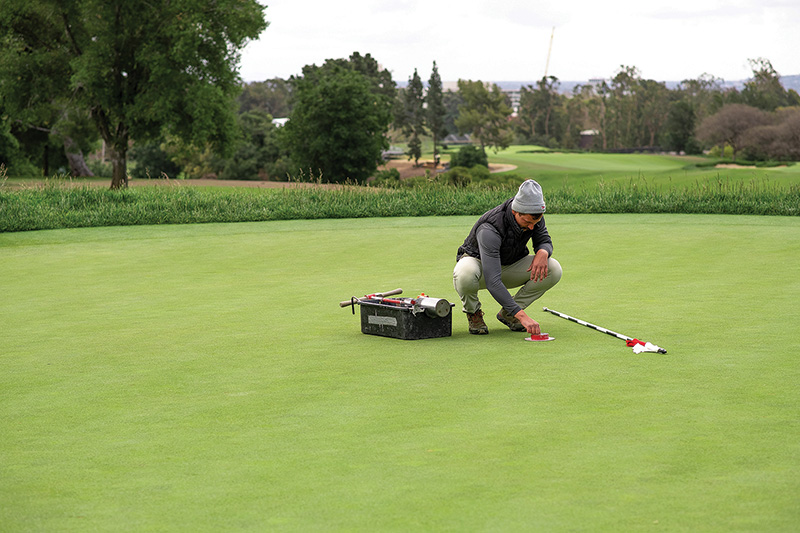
490, 146, 800, 191
2, 214, 799, 531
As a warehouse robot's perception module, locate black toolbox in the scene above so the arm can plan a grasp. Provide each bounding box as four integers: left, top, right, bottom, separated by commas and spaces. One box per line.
357, 298, 453, 340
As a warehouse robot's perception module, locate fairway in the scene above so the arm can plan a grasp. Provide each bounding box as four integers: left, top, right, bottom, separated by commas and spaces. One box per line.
491, 146, 800, 191
2, 215, 799, 531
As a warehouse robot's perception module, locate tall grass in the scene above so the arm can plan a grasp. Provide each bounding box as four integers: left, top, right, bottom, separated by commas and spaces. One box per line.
557, 177, 800, 215
1, 178, 798, 232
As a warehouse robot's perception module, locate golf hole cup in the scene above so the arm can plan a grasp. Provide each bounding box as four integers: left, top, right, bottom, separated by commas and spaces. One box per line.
524, 333, 554, 342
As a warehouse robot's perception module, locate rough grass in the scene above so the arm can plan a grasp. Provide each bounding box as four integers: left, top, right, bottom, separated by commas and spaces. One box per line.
2, 178, 798, 232
2, 215, 799, 531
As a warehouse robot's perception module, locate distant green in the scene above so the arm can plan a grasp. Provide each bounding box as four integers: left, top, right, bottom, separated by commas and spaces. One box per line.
2, 215, 799, 531
491, 145, 800, 190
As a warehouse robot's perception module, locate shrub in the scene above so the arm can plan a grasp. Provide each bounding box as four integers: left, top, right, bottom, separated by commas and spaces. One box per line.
87, 159, 112, 178
449, 145, 488, 168
707, 145, 734, 159
129, 142, 183, 179
685, 137, 703, 155
265, 156, 294, 181
371, 168, 402, 187
219, 143, 261, 180
441, 166, 473, 187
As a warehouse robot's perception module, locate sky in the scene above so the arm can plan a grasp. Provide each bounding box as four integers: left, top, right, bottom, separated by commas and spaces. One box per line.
239, 0, 799, 85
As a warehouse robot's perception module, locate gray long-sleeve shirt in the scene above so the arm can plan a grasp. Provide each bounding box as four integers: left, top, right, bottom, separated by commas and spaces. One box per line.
475, 222, 551, 315
457, 198, 553, 316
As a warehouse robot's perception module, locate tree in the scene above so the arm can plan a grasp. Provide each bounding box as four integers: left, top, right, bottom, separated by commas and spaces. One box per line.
4, 101, 98, 178
516, 76, 564, 146
0, 4, 98, 177
6, 122, 65, 177
638, 79, 670, 147
442, 90, 463, 139
238, 78, 292, 118
128, 141, 183, 180
537, 76, 562, 141
678, 74, 726, 124
696, 104, 771, 160
0, 0, 267, 188
605, 66, 641, 148
0, 108, 22, 169
321, 52, 396, 121
218, 109, 289, 180
562, 85, 591, 149
402, 69, 425, 165
426, 62, 448, 167
455, 80, 513, 152
663, 100, 698, 153
284, 63, 392, 183
594, 80, 610, 150
741, 58, 791, 112
771, 109, 800, 160
741, 108, 800, 161
517, 83, 540, 142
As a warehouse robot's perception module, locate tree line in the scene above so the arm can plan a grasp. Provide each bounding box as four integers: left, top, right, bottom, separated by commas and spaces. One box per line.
511, 58, 800, 160
201, 57, 800, 183
2, 1, 798, 187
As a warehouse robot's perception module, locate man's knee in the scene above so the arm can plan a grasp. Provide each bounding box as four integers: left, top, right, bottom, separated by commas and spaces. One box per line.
548, 257, 563, 286
453, 256, 482, 293
524, 257, 562, 293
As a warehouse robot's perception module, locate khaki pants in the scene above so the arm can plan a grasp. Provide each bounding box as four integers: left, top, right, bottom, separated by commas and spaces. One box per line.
452, 255, 562, 314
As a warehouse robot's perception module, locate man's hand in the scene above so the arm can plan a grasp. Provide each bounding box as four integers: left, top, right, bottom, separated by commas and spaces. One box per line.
515, 310, 541, 335
527, 249, 550, 282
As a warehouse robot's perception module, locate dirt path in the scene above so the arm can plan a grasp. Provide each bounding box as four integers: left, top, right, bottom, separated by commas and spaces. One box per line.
4, 160, 518, 189
379, 159, 517, 179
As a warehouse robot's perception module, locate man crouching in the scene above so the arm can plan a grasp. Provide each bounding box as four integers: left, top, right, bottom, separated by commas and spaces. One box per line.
453, 179, 562, 335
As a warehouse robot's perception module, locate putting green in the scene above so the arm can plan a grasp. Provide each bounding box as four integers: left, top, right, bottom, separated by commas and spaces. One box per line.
2, 215, 799, 531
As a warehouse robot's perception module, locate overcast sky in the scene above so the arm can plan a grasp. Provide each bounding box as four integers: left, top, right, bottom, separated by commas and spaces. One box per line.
239, 0, 799, 84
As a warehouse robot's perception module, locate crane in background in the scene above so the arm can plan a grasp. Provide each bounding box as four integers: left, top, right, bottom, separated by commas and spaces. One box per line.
544, 27, 555, 78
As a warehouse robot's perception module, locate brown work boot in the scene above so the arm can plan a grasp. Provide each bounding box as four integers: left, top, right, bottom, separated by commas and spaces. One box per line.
497, 309, 527, 332
466, 309, 489, 335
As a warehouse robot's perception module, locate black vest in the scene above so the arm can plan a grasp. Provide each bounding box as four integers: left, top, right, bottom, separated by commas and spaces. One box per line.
457, 198, 533, 265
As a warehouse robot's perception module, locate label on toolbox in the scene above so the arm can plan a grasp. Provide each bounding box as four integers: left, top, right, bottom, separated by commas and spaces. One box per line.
368, 315, 397, 327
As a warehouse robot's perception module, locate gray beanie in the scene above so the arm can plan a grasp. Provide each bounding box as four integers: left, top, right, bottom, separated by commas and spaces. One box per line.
511, 179, 546, 214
